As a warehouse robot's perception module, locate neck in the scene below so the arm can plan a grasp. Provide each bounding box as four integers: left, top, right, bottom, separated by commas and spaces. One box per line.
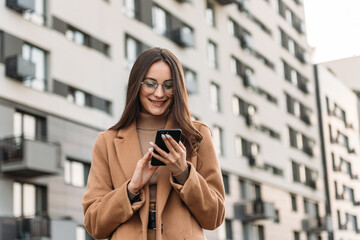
137, 111, 169, 130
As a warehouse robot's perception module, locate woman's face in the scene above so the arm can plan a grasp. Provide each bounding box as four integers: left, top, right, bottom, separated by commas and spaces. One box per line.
139, 61, 174, 116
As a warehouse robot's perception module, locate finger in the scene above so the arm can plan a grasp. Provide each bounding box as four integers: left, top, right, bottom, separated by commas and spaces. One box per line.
164, 134, 183, 153
161, 134, 177, 154
179, 141, 186, 151
149, 141, 169, 158
150, 152, 169, 165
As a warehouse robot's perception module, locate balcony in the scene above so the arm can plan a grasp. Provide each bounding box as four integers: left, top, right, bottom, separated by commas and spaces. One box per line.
234, 200, 275, 222
0, 217, 17, 240
171, 27, 194, 47
5, 55, 36, 81
6, 0, 35, 13
1, 136, 60, 177
302, 215, 333, 233
17, 216, 50, 239
0, 216, 50, 240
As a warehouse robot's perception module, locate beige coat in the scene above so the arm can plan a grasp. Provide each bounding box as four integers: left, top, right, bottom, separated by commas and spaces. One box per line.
82, 119, 225, 240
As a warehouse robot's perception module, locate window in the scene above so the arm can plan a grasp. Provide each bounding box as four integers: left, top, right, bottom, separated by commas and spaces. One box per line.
343, 186, 355, 203
212, 125, 223, 156
65, 27, 89, 46
123, 0, 139, 19
205, 1, 215, 27
19, 0, 46, 25
279, 29, 307, 63
13, 110, 46, 140
207, 41, 218, 68
337, 210, 343, 229
294, 231, 300, 240
258, 125, 281, 140
152, 5, 168, 36
303, 199, 319, 217
222, 173, 230, 195
253, 225, 265, 240
241, 138, 260, 158
225, 219, 233, 240
210, 82, 220, 112
232, 96, 256, 117
292, 161, 301, 182
13, 182, 47, 217
22, 43, 47, 91
286, 93, 312, 124
53, 80, 112, 114
274, 210, 280, 223
291, 194, 297, 211
243, 224, 265, 240
64, 158, 91, 187
125, 35, 148, 68
228, 19, 235, 36
183, 67, 198, 94
346, 213, 359, 232
305, 167, 317, 188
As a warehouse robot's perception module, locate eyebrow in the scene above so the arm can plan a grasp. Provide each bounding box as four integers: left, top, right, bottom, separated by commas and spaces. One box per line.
145, 77, 173, 82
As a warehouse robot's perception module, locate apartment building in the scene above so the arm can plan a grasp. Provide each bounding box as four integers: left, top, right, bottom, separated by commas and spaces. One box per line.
314, 64, 360, 240
0, 0, 330, 239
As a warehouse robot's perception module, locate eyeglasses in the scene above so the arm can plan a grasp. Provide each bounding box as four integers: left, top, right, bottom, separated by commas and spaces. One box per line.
141, 79, 174, 95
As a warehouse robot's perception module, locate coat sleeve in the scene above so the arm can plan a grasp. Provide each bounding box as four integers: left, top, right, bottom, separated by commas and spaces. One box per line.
82, 132, 145, 239
170, 124, 225, 230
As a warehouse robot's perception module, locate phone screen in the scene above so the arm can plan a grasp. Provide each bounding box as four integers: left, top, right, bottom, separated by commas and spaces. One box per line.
151, 129, 182, 166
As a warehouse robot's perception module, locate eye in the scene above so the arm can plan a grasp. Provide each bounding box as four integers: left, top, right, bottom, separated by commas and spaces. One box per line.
163, 81, 173, 89
143, 79, 157, 87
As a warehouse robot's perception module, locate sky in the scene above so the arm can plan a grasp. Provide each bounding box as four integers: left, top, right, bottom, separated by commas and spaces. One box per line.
303, 0, 360, 63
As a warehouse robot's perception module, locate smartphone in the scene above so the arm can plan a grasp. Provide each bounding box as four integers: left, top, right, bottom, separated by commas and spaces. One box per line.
151, 129, 182, 166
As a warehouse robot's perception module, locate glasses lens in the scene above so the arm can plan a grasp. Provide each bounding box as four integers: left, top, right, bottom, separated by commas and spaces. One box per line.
163, 80, 174, 94
142, 79, 157, 93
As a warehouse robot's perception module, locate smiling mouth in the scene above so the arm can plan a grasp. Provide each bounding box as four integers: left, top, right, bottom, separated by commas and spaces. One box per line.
149, 99, 167, 106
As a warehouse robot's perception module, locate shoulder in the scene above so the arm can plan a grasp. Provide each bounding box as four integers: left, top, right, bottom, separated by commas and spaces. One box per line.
94, 129, 118, 145
192, 121, 212, 137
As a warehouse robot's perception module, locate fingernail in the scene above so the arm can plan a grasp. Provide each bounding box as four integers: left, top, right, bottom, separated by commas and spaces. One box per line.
161, 134, 166, 139
149, 142, 154, 146
166, 134, 171, 138
148, 147, 153, 152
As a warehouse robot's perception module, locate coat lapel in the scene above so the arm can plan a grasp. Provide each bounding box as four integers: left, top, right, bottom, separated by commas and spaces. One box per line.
113, 121, 149, 238
113, 121, 142, 180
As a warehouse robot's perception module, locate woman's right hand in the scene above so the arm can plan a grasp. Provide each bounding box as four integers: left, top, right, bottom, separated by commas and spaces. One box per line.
128, 149, 159, 194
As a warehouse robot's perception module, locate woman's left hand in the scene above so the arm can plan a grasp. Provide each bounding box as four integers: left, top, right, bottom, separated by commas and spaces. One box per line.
150, 134, 187, 175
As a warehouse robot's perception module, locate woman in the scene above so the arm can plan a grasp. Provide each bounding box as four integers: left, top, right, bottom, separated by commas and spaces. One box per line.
82, 47, 225, 240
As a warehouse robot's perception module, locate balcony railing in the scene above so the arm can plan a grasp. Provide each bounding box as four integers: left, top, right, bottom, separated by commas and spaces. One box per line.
302, 215, 333, 233
0, 216, 50, 239
1, 136, 60, 177
17, 216, 50, 239
234, 200, 275, 222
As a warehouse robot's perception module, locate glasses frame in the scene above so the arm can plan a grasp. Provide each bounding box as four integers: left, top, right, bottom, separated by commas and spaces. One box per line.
140, 79, 174, 95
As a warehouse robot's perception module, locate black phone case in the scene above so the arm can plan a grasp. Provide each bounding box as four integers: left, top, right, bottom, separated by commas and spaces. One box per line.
151, 129, 182, 166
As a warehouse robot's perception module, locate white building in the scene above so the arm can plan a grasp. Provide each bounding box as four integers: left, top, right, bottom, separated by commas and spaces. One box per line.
0, 0, 330, 239
315, 60, 360, 240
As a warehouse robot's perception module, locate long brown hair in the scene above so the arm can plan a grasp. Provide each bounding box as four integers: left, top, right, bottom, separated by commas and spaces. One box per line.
110, 47, 202, 157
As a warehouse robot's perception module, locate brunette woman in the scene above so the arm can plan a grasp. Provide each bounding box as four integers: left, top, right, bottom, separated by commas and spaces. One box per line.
82, 47, 225, 240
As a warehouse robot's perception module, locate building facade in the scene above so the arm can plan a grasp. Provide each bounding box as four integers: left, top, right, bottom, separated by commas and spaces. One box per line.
315, 62, 360, 240
0, 0, 331, 239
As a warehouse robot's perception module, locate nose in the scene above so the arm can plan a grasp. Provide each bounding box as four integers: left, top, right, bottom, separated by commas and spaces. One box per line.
153, 84, 165, 98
